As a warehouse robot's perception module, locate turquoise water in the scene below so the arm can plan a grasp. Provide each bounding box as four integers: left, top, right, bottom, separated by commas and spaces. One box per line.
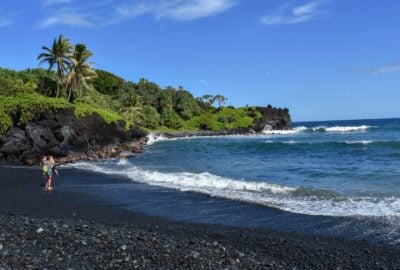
64, 118, 400, 245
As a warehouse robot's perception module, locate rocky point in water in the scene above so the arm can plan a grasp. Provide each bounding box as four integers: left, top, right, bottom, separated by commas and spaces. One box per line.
0, 105, 291, 165
163, 106, 292, 138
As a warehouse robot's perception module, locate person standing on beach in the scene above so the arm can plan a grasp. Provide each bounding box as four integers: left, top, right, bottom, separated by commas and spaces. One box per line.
41, 155, 53, 191
40, 155, 48, 186
49, 155, 58, 188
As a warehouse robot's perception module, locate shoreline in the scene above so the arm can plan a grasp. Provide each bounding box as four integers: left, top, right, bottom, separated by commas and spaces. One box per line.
1, 166, 400, 269
158, 127, 292, 139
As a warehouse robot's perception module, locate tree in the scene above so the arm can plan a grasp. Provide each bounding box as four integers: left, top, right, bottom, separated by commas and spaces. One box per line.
119, 93, 143, 125
136, 78, 161, 107
214, 94, 227, 108
198, 94, 215, 111
37, 34, 72, 98
66, 44, 97, 101
175, 88, 201, 120
92, 69, 125, 96
141, 105, 160, 129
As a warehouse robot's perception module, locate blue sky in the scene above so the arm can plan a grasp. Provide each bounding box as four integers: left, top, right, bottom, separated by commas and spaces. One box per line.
0, 0, 399, 121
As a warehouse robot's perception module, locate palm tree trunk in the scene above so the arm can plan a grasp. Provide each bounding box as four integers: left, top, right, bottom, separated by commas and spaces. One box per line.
56, 68, 64, 98
56, 79, 60, 98
67, 87, 72, 102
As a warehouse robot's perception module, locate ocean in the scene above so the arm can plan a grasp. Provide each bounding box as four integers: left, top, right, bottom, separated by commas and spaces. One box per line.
62, 118, 400, 246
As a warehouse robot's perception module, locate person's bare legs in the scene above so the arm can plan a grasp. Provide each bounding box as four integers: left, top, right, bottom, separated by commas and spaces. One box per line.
48, 177, 53, 190
45, 176, 52, 191
45, 178, 49, 191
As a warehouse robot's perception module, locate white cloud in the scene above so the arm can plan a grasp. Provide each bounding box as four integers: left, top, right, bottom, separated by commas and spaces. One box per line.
369, 62, 400, 74
38, 13, 93, 28
110, 0, 236, 24
344, 61, 400, 75
0, 18, 12, 27
259, 0, 331, 26
37, 0, 236, 29
157, 0, 236, 21
42, 0, 72, 6
115, 3, 151, 17
104, 2, 152, 25
200, 79, 209, 85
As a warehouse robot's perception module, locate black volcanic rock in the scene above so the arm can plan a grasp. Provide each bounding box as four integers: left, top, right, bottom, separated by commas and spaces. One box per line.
25, 122, 58, 153
254, 105, 291, 132
0, 128, 30, 154
0, 109, 148, 166
20, 150, 40, 166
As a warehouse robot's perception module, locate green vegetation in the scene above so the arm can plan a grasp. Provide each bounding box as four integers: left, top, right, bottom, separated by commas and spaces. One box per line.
0, 92, 70, 133
65, 44, 97, 101
183, 107, 262, 131
74, 102, 124, 125
0, 35, 264, 135
37, 34, 73, 98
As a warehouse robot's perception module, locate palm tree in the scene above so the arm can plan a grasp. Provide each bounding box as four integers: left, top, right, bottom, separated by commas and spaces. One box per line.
37, 34, 72, 97
119, 93, 143, 125
66, 44, 97, 101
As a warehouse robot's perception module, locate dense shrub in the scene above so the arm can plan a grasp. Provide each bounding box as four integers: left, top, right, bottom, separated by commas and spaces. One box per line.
183, 107, 259, 131
0, 109, 13, 134
0, 93, 70, 134
74, 89, 120, 111
74, 101, 124, 125
0, 68, 36, 96
17, 68, 58, 97
160, 110, 183, 130
140, 105, 160, 129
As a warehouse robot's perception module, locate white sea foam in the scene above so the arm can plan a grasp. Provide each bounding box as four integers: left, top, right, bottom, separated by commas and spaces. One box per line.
65, 162, 295, 195
265, 140, 373, 146
146, 125, 372, 144
146, 133, 259, 143
146, 133, 170, 145
265, 140, 300, 144
323, 125, 371, 132
117, 159, 128, 165
344, 140, 373, 145
262, 125, 371, 135
65, 162, 400, 218
262, 126, 307, 135
284, 140, 300, 144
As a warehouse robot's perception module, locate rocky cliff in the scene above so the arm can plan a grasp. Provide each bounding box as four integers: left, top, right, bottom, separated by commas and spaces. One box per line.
0, 109, 147, 166
254, 105, 292, 132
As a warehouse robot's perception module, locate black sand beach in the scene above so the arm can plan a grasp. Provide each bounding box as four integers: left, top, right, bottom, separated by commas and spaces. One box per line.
1, 166, 400, 269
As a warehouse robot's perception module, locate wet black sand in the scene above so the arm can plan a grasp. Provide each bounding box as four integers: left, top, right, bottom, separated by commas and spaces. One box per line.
1, 166, 399, 269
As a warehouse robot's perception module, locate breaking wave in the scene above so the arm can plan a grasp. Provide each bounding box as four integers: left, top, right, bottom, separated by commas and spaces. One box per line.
321, 125, 371, 132
146, 133, 171, 145
65, 162, 400, 218
146, 125, 373, 145
292, 125, 372, 134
